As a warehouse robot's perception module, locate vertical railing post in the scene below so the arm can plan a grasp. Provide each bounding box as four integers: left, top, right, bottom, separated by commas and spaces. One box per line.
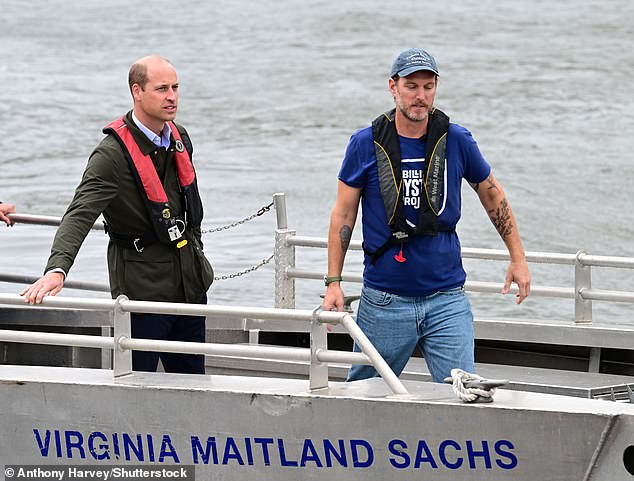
339, 313, 409, 395
309, 307, 329, 391
112, 295, 132, 378
101, 326, 113, 369
575, 250, 593, 324
274, 193, 296, 309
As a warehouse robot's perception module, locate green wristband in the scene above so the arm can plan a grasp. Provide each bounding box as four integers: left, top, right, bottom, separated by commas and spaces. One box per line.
324, 275, 343, 286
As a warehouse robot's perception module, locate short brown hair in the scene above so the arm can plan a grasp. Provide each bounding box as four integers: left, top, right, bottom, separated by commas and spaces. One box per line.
128, 55, 172, 93
128, 62, 149, 93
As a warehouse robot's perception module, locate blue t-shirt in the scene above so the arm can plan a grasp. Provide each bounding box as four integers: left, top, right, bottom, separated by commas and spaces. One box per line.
338, 122, 491, 297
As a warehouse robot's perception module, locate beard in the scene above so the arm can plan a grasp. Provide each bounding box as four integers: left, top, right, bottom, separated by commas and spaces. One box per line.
397, 99, 430, 122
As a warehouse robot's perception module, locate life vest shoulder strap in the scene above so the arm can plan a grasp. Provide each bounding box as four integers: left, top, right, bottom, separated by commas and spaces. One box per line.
372, 109, 403, 228
103, 117, 168, 204
167, 121, 195, 187
423, 108, 449, 217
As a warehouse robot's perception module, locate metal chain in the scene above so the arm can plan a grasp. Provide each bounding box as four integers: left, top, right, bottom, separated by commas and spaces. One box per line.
203, 200, 275, 280
214, 254, 274, 281
202, 201, 274, 234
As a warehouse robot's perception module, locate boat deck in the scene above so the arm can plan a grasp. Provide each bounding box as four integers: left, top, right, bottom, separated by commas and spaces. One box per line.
204, 347, 634, 400
2, 363, 634, 416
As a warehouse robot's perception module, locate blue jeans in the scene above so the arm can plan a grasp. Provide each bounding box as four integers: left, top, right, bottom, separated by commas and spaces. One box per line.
347, 286, 474, 383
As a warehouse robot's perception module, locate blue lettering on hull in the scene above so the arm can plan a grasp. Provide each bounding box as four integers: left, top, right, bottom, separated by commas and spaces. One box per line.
32, 428, 517, 472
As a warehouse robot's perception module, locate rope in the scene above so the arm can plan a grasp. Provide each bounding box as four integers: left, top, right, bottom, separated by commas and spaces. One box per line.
449, 368, 496, 403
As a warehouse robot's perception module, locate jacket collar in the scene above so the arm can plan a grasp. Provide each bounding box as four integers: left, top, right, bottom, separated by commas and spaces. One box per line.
123, 111, 171, 156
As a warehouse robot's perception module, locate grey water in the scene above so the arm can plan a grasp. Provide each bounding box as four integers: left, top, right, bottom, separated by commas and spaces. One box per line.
1, 0, 633, 325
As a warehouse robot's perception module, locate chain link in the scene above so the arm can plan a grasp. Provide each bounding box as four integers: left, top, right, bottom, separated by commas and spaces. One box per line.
202, 201, 274, 234
214, 254, 274, 281
203, 201, 275, 280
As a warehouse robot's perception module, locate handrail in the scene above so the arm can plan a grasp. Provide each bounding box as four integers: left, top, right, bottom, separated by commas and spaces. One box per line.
4, 193, 634, 360
285, 267, 577, 298
0, 273, 109, 292
285, 235, 634, 270
7, 213, 105, 231
271, 193, 634, 325
0, 293, 408, 395
284, 267, 634, 303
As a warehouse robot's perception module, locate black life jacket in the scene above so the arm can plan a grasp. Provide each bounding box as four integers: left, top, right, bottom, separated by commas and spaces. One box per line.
364, 107, 454, 264
103, 117, 204, 250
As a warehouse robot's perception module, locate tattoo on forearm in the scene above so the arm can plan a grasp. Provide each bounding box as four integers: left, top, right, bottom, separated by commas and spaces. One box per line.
339, 225, 352, 251
488, 198, 514, 239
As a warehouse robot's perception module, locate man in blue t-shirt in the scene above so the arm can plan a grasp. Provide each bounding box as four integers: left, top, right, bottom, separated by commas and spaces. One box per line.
323, 48, 531, 382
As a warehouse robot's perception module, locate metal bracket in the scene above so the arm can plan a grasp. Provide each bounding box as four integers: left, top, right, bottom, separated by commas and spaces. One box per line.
112, 294, 133, 379
575, 250, 593, 324
309, 306, 329, 391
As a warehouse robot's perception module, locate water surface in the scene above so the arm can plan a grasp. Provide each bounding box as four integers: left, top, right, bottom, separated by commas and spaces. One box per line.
1, 0, 633, 324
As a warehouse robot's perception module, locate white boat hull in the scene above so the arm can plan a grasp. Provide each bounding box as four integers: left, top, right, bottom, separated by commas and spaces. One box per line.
1, 365, 633, 480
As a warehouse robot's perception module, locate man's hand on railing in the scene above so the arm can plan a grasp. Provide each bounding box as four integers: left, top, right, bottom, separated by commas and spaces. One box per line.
323, 283, 345, 312
20, 271, 65, 305
0, 204, 16, 226
502, 258, 531, 304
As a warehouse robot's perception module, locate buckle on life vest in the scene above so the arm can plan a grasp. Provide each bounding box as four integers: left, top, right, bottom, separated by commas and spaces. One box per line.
105, 227, 157, 252
133, 238, 144, 253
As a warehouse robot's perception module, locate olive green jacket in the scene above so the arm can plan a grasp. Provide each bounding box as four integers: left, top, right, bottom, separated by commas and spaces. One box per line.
46, 111, 214, 303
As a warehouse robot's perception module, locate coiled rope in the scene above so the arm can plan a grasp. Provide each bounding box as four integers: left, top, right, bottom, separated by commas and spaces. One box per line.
448, 368, 503, 403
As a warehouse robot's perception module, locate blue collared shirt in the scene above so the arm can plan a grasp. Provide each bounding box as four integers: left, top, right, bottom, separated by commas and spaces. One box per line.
132, 112, 172, 149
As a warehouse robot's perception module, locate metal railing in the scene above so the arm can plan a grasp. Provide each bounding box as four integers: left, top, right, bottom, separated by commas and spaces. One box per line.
6, 195, 634, 323
0, 293, 408, 395
271, 193, 634, 324
3, 193, 634, 379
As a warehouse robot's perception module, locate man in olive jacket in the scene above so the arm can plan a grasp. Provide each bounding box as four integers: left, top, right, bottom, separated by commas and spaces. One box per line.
21, 55, 214, 374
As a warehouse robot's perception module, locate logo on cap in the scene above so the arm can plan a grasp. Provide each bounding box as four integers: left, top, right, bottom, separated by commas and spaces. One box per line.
391, 48, 439, 77
408, 51, 433, 66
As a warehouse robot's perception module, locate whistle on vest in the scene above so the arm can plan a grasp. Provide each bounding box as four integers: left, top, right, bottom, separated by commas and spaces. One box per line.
391, 232, 408, 263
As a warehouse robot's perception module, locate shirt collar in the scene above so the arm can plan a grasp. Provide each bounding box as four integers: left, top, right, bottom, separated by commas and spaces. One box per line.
131, 112, 172, 149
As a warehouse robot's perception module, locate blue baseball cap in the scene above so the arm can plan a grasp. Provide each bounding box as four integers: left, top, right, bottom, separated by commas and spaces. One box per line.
390, 48, 439, 78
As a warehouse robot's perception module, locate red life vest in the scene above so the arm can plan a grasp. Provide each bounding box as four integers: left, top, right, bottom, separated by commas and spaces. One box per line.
103, 117, 204, 249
